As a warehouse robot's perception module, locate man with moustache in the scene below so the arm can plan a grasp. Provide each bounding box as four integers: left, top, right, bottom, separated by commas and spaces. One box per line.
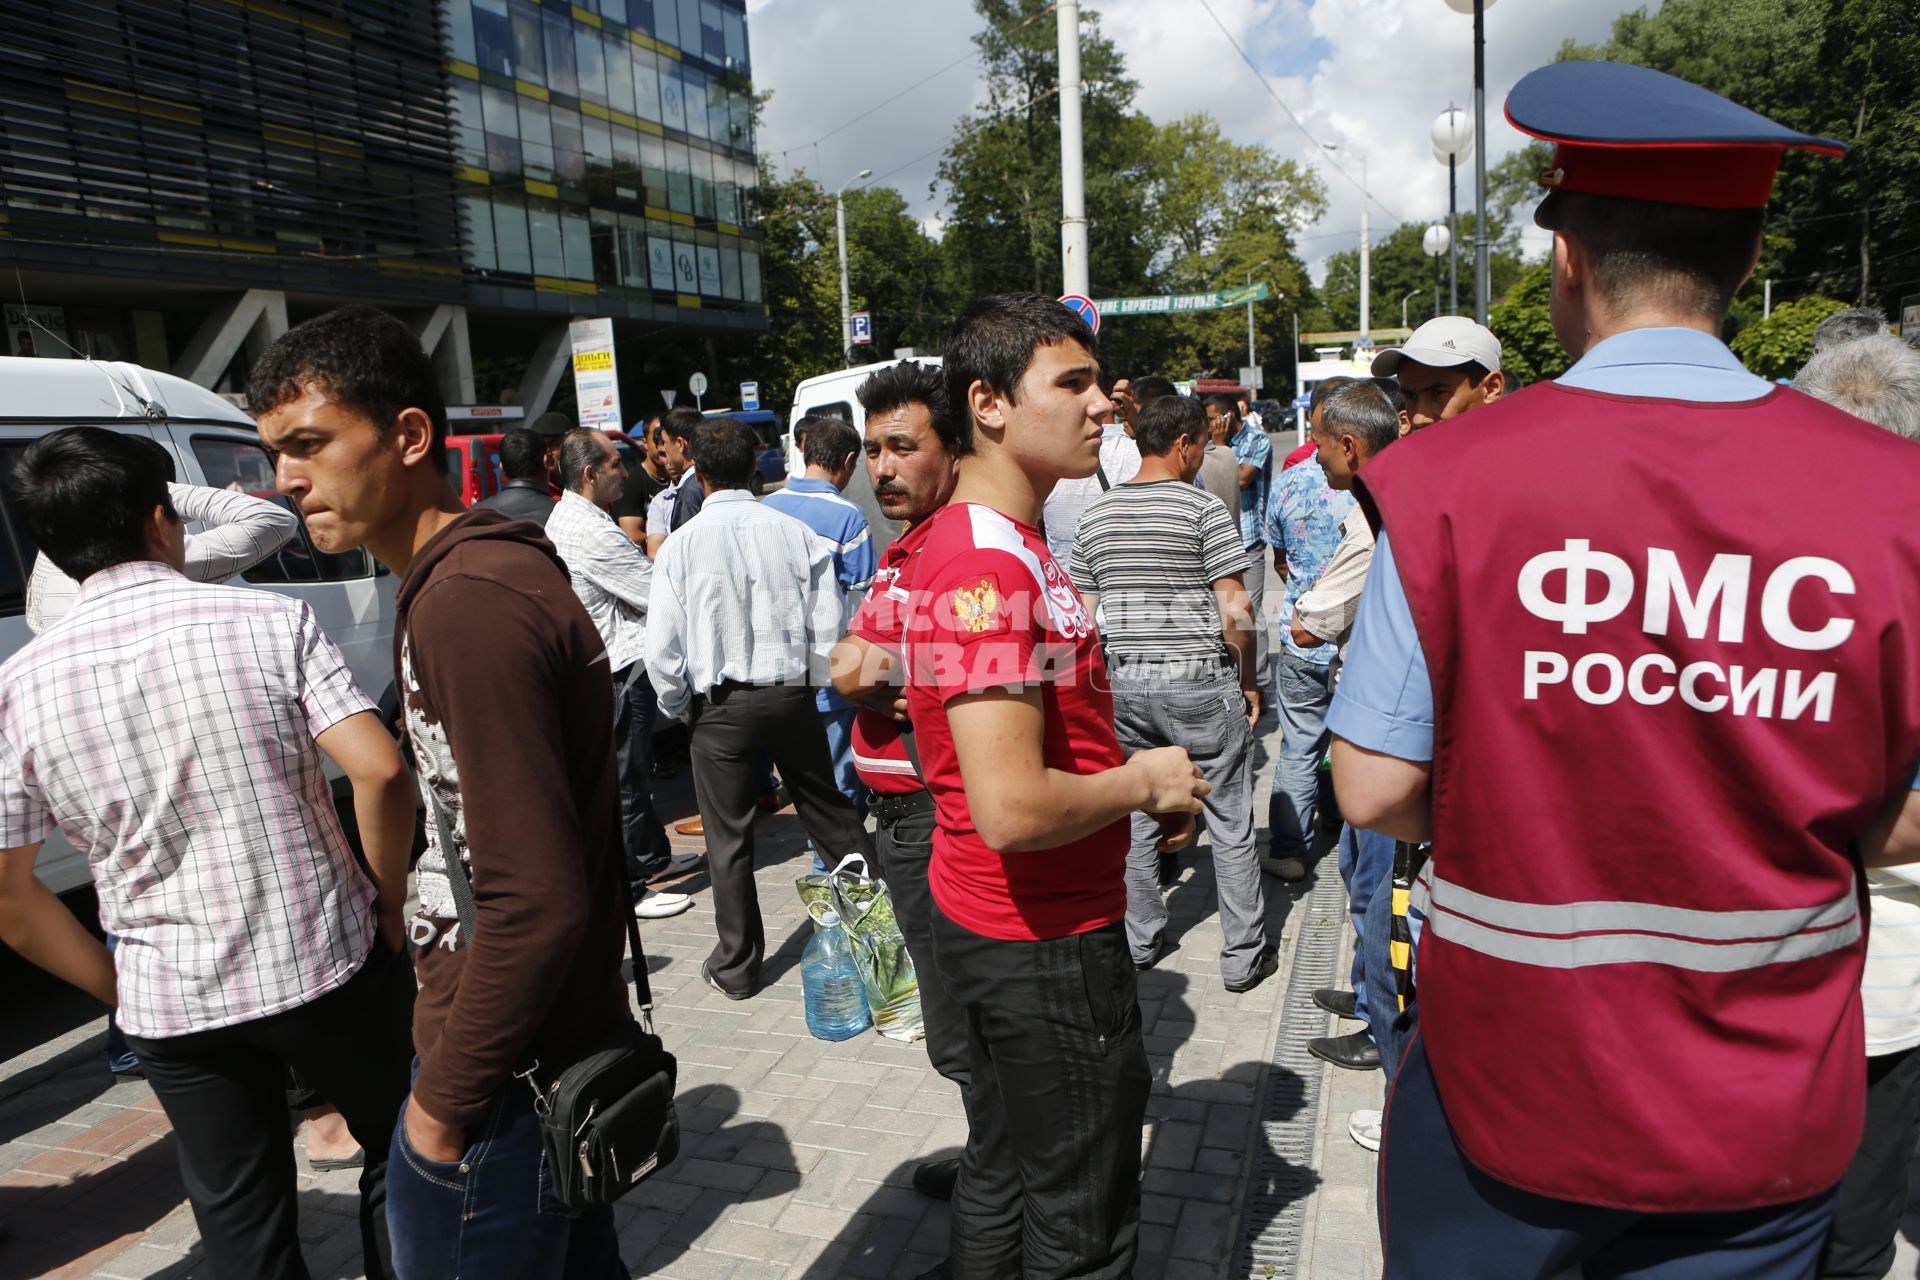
830, 359, 969, 1207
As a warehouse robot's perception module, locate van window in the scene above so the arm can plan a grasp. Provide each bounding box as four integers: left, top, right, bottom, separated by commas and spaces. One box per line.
189, 437, 373, 582
799, 401, 853, 424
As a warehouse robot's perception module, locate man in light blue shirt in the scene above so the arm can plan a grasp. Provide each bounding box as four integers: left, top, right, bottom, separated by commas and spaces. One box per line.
762, 415, 877, 873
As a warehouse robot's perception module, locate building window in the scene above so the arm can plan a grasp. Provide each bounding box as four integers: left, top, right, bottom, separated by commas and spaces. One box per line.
646, 234, 675, 291
671, 236, 698, 292
563, 208, 594, 281
696, 244, 721, 296
700, 2, 725, 62
446, 0, 478, 64
605, 31, 634, 117
481, 83, 524, 172
451, 81, 487, 165
640, 133, 667, 199
652, 0, 678, 48
720, 244, 741, 298
741, 247, 761, 302
520, 97, 554, 178
462, 193, 497, 270
681, 65, 707, 140
528, 196, 565, 277
665, 142, 692, 214
543, 8, 578, 97
493, 193, 533, 274
660, 64, 687, 133
575, 24, 607, 104
632, 47, 661, 124
723, 7, 747, 71
677, 0, 700, 56
552, 106, 586, 184
509, 1, 545, 81
473, 0, 512, 75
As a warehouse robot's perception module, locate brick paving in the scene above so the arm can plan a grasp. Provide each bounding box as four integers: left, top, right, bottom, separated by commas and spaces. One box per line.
7, 730, 1920, 1278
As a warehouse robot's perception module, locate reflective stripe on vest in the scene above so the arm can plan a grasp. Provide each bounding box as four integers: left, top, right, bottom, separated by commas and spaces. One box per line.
1410, 870, 1860, 972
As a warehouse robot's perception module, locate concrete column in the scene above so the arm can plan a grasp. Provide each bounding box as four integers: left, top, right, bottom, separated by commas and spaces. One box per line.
174, 289, 288, 390
514, 321, 573, 418
411, 304, 476, 406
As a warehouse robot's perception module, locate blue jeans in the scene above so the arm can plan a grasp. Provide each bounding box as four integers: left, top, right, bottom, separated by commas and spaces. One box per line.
1269, 648, 1334, 860
1363, 871, 1412, 1080
1382, 1031, 1837, 1279
386, 1068, 626, 1280
811, 704, 868, 875
1336, 824, 1393, 1031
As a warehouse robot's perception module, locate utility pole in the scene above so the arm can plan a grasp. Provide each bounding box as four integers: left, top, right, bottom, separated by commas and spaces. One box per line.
1245, 259, 1270, 391
1057, 0, 1089, 297
1359, 154, 1371, 341
1472, 0, 1491, 323
835, 167, 871, 368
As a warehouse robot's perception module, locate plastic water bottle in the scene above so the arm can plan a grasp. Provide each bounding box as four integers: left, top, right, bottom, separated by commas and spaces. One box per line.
801, 911, 871, 1042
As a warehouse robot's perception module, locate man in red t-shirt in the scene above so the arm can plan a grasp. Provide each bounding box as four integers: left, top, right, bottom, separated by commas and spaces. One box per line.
896, 294, 1209, 1280
830, 359, 968, 1207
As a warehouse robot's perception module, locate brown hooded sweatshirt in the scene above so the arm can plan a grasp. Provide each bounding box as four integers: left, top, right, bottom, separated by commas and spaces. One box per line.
396, 508, 629, 1126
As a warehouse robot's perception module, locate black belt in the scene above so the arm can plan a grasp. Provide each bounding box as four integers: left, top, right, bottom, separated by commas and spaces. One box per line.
872, 789, 934, 823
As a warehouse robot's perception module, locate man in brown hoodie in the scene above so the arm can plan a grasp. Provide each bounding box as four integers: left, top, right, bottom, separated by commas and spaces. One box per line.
251, 305, 633, 1278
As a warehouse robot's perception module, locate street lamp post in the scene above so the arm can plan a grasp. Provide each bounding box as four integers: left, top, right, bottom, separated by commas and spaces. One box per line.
1431, 106, 1473, 315
1399, 288, 1420, 332
1422, 223, 1451, 325
1323, 144, 1369, 342
835, 167, 872, 367
1443, 0, 1496, 323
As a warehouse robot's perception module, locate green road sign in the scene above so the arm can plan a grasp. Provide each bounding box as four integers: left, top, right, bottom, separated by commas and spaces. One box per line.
1091, 283, 1271, 316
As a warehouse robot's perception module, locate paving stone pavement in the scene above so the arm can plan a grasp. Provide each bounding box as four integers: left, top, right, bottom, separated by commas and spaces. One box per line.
7, 721, 1920, 1279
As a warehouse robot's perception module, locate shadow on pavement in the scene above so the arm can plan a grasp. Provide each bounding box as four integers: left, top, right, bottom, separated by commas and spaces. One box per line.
0, 1131, 187, 1277
619, 1083, 798, 1275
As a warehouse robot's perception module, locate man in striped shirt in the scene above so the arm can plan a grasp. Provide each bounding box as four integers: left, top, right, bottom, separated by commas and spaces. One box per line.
763, 415, 877, 872
1069, 395, 1276, 992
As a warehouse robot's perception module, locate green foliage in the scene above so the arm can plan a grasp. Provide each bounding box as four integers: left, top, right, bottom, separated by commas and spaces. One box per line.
1728, 294, 1845, 379
1559, 0, 1920, 325
1488, 261, 1571, 388
1312, 215, 1524, 335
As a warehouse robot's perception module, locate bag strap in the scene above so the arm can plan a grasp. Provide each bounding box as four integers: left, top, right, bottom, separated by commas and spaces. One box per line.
897, 720, 927, 785
425, 783, 656, 1018
1095, 461, 1111, 491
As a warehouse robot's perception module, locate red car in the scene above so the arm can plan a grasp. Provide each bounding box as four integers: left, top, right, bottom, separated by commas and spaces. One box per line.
445, 430, 650, 508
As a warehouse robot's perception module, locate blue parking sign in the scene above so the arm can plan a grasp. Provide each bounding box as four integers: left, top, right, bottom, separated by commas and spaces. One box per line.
741, 381, 760, 411
851, 312, 872, 344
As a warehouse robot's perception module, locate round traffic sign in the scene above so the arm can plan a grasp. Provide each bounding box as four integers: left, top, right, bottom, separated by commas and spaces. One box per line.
689, 371, 709, 396
1059, 294, 1100, 334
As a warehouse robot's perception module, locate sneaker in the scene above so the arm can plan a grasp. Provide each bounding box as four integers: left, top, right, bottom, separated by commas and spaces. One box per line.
635, 889, 693, 920
1348, 1108, 1383, 1152
1261, 855, 1307, 882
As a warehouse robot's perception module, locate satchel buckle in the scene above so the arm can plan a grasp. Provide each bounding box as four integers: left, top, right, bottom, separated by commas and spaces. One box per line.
514, 1060, 551, 1117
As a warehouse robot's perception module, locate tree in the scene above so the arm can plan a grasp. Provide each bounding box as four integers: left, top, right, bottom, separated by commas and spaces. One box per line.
1729, 294, 1845, 379
1488, 261, 1571, 388
1560, 0, 1920, 324
1312, 215, 1525, 335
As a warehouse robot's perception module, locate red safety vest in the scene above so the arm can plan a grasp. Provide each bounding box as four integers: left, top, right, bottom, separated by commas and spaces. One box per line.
1361, 381, 1920, 1213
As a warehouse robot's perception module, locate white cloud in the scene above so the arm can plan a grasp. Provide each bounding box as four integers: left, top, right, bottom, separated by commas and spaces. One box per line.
748, 0, 1634, 283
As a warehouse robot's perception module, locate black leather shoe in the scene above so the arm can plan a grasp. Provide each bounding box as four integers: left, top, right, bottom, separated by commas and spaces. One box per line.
1225, 947, 1280, 994
1308, 1030, 1381, 1071
914, 1261, 952, 1280
701, 961, 752, 1002
911, 1157, 959, 1200
1312, 987, 1359, 1019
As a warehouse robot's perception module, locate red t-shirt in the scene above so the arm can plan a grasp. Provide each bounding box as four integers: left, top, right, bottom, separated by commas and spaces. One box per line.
900, 502, 1127, 942
1282, 439, 1317, 471
847, 520, 934, 795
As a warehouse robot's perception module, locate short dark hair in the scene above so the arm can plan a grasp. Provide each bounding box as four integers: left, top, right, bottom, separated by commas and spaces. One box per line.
856, 360, 961, 454
1547, 191, 1764, 319
247, 304, 449, 476
1131, 375, 1177, 405
530, 410, 574, 439
943, 293, 1098, 455
1319, 381, 1400, 456
497, 428, 545, 481
1134, 395, 1207, 457
661, 406, 704, 442
1309, 375, 1355, 416
1202, 393, 1241, 420
1368, 377, 1409, 418
560, 428, 612, 492
688, 417, 756, 487
8, 428, 178, 581
800, 416, 861, 470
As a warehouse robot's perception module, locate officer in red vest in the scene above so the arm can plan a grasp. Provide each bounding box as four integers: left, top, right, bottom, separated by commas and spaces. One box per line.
1328, 60, 1920, 1276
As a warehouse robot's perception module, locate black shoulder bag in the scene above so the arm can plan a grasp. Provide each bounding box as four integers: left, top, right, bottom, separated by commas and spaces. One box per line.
428, 786, 681, 1209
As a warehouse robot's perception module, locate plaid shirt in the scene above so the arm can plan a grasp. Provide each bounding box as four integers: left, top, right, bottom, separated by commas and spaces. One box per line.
546, 489, 652, 673
0, 561, 377, 1038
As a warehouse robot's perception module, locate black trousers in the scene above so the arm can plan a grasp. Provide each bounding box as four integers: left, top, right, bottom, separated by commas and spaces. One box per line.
125, 943, 416, 1280
688, 681, 874, 992
872, 797, 971, 1099
931, 904, 1151, 1280
612, 662, 672, 888
1821, 1044, 1920, 1278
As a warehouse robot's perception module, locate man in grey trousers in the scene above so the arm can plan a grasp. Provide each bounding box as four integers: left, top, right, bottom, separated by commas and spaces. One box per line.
1068, 394, 1276, 993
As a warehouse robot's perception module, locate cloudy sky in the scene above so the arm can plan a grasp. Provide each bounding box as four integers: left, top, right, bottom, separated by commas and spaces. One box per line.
745, 0, 1638, 283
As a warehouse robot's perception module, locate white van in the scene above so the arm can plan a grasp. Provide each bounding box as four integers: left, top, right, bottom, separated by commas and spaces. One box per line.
0, 357, 398, 894
786, 356, 945, 554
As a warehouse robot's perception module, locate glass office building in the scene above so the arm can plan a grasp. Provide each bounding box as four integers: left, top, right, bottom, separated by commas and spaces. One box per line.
0, 0, 763, 393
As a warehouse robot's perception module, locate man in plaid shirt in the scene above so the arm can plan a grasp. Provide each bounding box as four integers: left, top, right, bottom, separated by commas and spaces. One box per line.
0, 427, 419, 1280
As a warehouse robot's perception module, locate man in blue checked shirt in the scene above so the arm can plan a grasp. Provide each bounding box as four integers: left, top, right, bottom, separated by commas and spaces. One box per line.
763, 415, 877, 872
1207, 396, 1274, 680
1259, 378, 1356, 881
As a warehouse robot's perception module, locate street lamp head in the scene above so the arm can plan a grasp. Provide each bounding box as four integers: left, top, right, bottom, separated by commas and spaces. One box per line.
1431, 107, 1474, 161
856, 168, 873, 180
1423, 224, 1452, 257
1442, 0, 1495, 11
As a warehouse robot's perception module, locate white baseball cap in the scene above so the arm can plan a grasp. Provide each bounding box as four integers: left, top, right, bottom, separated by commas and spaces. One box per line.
1371, 316, 1503, 377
